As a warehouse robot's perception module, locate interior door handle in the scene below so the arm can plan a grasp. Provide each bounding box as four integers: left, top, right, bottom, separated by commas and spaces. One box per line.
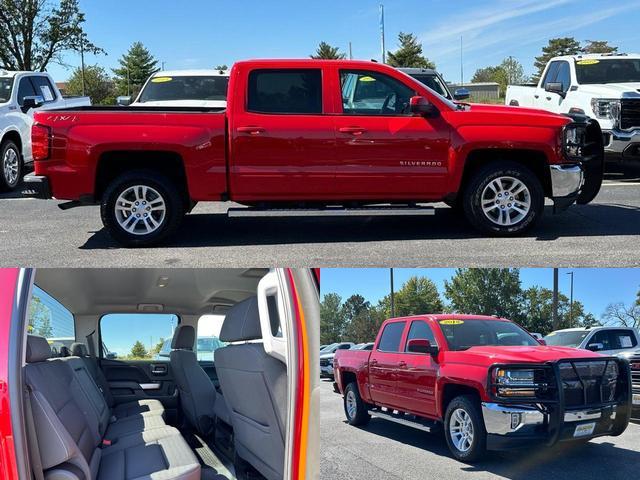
237, 126, 265, 135
339, 126, 366, 135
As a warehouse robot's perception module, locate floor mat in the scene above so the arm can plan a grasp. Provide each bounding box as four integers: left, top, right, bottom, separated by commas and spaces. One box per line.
183, 431, 235, 479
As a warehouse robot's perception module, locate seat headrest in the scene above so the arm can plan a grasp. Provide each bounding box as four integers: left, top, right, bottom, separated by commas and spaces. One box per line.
220, 296, 261, 342
171, 325, 195, 350
26, 335, 52, 363
59, 346, 70, 357
70, 343, 88, 357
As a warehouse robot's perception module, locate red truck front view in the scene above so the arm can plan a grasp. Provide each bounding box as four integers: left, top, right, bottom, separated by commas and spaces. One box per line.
333, 315, 632, 462
22, 59, 604, 247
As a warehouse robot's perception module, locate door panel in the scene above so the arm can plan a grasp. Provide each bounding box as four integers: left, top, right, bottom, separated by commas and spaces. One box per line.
395, 354, 438, 417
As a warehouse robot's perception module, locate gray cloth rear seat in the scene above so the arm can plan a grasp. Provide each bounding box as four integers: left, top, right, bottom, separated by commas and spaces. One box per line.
25, 335, 200, 480
70, 342, 165, 420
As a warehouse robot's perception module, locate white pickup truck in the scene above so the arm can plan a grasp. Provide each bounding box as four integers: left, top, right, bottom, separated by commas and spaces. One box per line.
506, 54, 640, 164
0, 71, 90, 191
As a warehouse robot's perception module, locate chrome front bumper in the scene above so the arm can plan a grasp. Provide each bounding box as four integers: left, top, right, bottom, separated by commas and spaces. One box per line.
604, 128, 640, 155
549, 164, 583, 198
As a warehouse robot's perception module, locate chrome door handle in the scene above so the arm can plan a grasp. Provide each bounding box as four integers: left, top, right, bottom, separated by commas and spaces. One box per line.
339, 126, 366, 135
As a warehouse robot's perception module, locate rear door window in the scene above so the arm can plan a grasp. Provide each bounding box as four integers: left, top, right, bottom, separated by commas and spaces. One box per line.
247, 69, 322, 114
29, 286, 75, 357
100, 313, 179, 361
16, 78, 37, 106
196, 314, 226, 362
377, 321, 406, 352
610, 330, 638, 349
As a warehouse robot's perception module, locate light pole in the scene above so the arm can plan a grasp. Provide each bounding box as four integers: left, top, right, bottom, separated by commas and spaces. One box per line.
552, 268, 559, 329
379, 4, 386, 64
566, 271, 574, 325
80, 36, 86, 97
390, 268, 395, 318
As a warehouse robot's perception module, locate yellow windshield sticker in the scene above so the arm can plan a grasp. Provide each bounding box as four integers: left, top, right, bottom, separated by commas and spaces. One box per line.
359, 76, 376, 82
576, 59, 600, 65
439, 319, 465, 325
151, 77, 173, 83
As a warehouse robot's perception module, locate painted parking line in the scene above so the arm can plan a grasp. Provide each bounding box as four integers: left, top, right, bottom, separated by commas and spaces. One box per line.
602, 181, 640, 186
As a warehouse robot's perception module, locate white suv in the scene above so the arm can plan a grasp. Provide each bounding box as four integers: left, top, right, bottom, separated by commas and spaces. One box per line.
544, 326, 640, 356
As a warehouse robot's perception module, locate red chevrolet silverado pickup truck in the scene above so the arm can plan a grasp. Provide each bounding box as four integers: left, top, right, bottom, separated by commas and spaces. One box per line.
334, 314, 632, 462
23, 59, 604, 246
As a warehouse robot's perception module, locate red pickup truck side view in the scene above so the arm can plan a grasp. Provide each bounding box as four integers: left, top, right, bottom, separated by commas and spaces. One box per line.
23, 59, 604, 246
334, 314, 632, 462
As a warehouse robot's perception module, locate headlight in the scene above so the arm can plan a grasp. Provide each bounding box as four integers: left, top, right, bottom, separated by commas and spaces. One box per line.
493, 367, 550, 398
591, 98, 620, 127
563, 123, 587, 160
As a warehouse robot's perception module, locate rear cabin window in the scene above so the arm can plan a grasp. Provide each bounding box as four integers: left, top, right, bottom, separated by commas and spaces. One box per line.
196, 314, 226, 362
29, 286, 75, 357
247, 69, 322, 114
100, 313, 179, 361
377, 321, 406, 352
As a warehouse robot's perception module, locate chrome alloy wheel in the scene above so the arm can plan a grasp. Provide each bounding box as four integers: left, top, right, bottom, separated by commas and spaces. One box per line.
449, 408, 474, 452
480, 176, 531, 226
114, 185, 166, 235
3, 146, 19, 187
346, 390, 357, 420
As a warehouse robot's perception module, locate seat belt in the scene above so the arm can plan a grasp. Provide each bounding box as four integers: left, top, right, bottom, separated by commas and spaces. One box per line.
86, 331, 97, 358
23, 385, 45, 480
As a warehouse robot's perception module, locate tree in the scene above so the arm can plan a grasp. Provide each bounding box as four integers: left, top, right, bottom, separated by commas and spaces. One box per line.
344, 304, 384, 344
500, 57, 527, 88
29, 296, 52, 337
151, 337, 166, 356
320, 293, 346, 345
581, 40, 617, 54
602, 302, 640, 329
522, 286, 597, 334
66, 65, 115, 104
214, 64, 228, 72
0, 0, 103, 71
310, 41, 345, 60
130, 340, 148, 359
533, 37, 581, 81
112, 42, 158, 97
471, 66, 503, 83
378, 276, 443, 318
386, 32, 435, 69
444, 268, 524, 321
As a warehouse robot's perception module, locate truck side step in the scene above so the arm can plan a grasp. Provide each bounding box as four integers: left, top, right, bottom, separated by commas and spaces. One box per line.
227, 206, 435, 218
368, 407, 441, 433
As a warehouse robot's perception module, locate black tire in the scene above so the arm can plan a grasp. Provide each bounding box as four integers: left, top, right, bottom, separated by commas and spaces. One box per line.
444, 198, 464, 215
100, 170, 185, 247
462, 161, 544, 236
0, 140, 22, 192
444, 395, 487, 462
344, 382, 370, 426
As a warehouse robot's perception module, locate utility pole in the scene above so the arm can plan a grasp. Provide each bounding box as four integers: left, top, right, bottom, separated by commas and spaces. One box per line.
379, 4, 386, 64
460, 36, 464, 86
390, 268, 395, 318
552, 268, 559, 330
566, 271, 574, 326
161, 61, 166, 70
127, 64, 131, 97
80, 35, 86, 97
348, 42, 353, 60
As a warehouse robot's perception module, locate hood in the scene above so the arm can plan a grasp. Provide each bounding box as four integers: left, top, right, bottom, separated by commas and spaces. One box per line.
455, 103, 571, 128
131, 99, 227, 108
320, 352, 336, 360
578, 82, 640, 98
445, 345, 605, 366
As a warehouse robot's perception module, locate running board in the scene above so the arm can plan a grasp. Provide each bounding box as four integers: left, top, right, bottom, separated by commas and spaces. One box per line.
368, 408, 441, 433
227, 206, 435, 218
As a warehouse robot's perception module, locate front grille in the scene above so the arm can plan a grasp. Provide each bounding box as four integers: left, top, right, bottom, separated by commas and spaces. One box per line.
320, 359, 330, 367
630, 354, 640, 393
620, 99, 640, 130
559, 360, 619, 408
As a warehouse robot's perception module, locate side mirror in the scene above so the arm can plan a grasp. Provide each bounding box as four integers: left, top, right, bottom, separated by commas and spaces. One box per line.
453, 88, 470, 101
21, 95, 44, 112
409, 96, 438, 117
537, 338, 547, 346
407, 338, 439, 356
106, 352, 117, 359
116, 96, 132, 106
586, 343, 604, 352
544, 82, 565, 98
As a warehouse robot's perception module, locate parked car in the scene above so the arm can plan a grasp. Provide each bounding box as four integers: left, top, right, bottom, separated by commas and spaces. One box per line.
0, 267, 319, 480
24, 59, 604, 246
397, 67, 470, 101
544, 326, 640, 356
354, 342, 375, 350
320, 342, 355, 378
334, 314, 632, 462
506, 53, 640, 164
118, 69, 229, 108
154, 335, 225, 361
618, 349, 640, 415
0, 70, 90, 190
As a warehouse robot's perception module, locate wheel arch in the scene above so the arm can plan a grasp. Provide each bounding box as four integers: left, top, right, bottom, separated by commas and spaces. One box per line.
1, 130, 23, 155
440, 382, 483, 419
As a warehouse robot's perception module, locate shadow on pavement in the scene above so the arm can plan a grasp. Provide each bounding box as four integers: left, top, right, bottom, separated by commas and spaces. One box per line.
78, 203, 640, 250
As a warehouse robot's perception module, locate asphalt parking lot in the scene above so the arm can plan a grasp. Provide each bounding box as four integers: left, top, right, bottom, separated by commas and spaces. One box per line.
1, 171, 640, 267
320, 379, 640, 480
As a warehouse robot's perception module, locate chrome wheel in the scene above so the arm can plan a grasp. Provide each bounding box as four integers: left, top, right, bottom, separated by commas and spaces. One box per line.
114, 185, 166, 235
449, 408, 474, 452
346, 390, 357, 420
480, 176, 531, 226
3, 146, 19, 187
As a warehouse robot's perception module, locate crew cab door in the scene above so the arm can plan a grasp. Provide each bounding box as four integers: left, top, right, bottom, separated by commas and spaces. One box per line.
535, 61, 571, 113
395, 320, 438, 417
368, 320, 407, 409
228, 67, 337, 201
332, 68, 450, 199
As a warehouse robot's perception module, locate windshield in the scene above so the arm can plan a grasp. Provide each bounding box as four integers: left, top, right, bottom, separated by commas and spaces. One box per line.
408, 73, 451, 99
438, 319, 539, 351
320, 343, 337, 353
197, 336, 225, 352
138, 75, 229, 103
544, 330, 589, 347
575, 59, 640, 84
0, 77, 14, 103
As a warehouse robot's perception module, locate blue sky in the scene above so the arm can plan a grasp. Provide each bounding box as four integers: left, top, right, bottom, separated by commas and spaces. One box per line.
320, 268, 640, 321
46, 0, 640, 83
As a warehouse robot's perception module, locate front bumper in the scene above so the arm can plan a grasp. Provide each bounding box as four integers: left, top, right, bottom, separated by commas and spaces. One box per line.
603, 128, 640, 162
549, 164, 583, 198
320, 364, 334, 377
21, 173, 51, 199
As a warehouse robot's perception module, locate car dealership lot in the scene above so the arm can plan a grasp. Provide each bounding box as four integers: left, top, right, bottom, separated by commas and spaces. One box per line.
1, 177, 640, 267
319, 380, 640, 480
